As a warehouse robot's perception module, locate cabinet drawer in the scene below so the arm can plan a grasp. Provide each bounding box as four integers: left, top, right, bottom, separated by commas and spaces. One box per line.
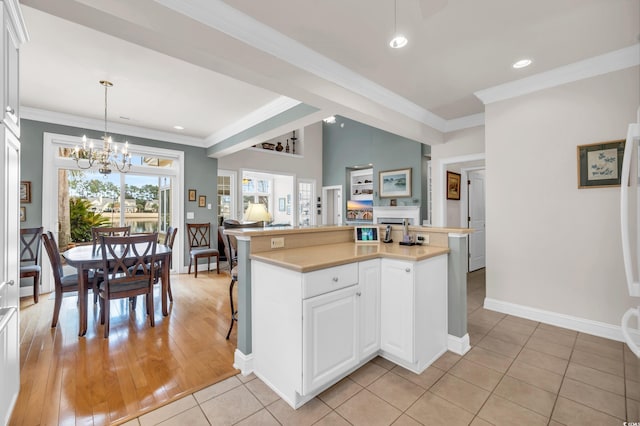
302, 263, 358, 299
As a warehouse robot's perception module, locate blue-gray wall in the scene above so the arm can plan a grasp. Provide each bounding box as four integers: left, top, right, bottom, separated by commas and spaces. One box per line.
20, 119, 218, 267
323, 116, 426, 218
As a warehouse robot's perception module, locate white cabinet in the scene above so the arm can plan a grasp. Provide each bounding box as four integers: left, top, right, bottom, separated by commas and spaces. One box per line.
380, 256, 448, 372
0, 1, 23, 137
252, 253, 446, 408
302, 285, 359, 394
380, 259, 414, 361
350, 168, 373, 201
358, 259, 380, 359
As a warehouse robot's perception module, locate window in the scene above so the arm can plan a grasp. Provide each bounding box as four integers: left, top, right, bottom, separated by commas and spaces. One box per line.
298, 179, 315, 226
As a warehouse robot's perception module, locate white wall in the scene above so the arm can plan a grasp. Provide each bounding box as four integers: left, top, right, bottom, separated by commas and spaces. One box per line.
218, 122, 323, 222
431, 127, 485, 226
486, 66, 640, 326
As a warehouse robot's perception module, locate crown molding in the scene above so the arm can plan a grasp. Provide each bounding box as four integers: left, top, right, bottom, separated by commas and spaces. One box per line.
21, 107, 206, 147
205, 96, 301, 146
475, 44, 640, 105
444, 113, 485, 132
154, 0, 447, 132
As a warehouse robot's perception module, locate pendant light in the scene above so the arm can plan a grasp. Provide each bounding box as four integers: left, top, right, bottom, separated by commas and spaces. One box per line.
389, 0, 408, 49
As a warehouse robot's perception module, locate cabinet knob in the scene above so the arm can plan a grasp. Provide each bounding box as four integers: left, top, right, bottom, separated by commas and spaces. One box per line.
2, 280, 15, 286
356, 291, 362, 296
332, 277, 338, 282
405, 268, 411, 273
5, 106, 14, 115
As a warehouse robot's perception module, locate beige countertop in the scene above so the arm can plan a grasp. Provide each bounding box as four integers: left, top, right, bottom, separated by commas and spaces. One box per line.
250, 242, 450, 273
225, 224, 472, 238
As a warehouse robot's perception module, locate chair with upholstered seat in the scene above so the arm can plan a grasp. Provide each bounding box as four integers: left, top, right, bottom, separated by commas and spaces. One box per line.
187, 223, 219, 277
41, 231, 94, 328
90, 226, 131, 303
98, 233, 158, 338
221, 219, 263, 339
20, 227, 44, 303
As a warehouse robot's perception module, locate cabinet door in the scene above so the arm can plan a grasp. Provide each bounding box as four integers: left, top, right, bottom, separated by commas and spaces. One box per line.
302, 285, 358, 395
380, 259, 414, 362
2, 7, 19, 137
359, 259, 380, 359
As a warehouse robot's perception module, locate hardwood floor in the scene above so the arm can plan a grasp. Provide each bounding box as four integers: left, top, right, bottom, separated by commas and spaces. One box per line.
10, 270, 239, 425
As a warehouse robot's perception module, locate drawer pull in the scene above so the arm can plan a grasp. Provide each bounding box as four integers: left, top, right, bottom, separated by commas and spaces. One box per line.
1, 280, 15, 286
405, 268, 411, 273
332, 277, 339, 282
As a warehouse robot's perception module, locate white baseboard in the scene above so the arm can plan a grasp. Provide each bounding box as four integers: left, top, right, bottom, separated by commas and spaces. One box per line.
233, 349, 254, 375
484, 297, 640, 344
447, 333, 471, 355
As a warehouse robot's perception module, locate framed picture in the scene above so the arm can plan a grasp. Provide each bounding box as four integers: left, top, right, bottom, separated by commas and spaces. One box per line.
188, 189, 196, 201
379, 168, 412, 198
279, 197, 286, 211
446, 171, 461, 200
20, 181, 31, 203
577, 140, 625, 188
198, 195, 206, 207
19, 206, 25, 222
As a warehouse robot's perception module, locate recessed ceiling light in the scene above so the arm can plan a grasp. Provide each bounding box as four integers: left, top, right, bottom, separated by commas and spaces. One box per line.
173, 125, 184, 130
512, 59, 532, 69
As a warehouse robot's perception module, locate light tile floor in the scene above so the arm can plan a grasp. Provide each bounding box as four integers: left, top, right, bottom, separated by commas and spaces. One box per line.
121, 269, 640, 425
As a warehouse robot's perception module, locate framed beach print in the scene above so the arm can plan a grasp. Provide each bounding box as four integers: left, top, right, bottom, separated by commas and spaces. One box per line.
20, 181, 31, 203
446, 171, 461, 200
577, 140, 625, 188
188, 189, 196, 201
379, 168, 412, 198
198, 195, 206, 207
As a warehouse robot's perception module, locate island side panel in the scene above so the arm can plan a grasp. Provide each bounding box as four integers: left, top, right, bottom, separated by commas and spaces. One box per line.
447, 234, 468, 339
236, 237, 252, 357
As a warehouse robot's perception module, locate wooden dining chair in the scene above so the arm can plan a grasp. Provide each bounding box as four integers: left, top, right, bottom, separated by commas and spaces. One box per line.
98, 233, 158, 338
20, 226, 44, 303
221, 220, 263, 339
90, 225, 131, 303
187, 223, 219, 277
41, 231, 94, 328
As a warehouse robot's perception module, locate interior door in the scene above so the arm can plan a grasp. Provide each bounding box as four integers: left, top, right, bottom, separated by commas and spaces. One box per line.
321, 186, 342, 225
468, 170, 486, 271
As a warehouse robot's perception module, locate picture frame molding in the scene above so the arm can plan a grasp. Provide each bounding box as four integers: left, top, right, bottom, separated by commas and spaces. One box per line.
446, 171, 461, 200
379, 168, 412, 198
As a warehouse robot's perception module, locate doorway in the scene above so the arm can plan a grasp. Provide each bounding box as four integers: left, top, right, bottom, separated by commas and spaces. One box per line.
321, 185, 343, 225
466, 169, 486, 271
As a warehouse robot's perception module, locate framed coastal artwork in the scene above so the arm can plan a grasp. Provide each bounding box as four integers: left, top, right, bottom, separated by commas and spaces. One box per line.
446, 171, 461, 200
379, 168, 412, 198
188, 189, 196, 201
577, 140, 625, 188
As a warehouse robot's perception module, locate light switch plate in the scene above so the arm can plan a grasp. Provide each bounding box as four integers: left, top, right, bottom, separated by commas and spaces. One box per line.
187, 212, 194, 219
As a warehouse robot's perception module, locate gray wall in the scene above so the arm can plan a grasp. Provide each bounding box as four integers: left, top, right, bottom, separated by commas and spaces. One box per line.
323, 116, 425, 217
20, 119, 218, 267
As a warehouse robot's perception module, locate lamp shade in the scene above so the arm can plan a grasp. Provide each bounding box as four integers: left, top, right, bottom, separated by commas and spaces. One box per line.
243, 203, 271, 223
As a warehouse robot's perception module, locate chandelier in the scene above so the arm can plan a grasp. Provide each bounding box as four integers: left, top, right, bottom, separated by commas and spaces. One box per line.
72, 80, 131, 175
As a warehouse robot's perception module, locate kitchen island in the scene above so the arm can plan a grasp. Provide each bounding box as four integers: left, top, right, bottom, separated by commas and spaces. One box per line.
225, 224, 472, 408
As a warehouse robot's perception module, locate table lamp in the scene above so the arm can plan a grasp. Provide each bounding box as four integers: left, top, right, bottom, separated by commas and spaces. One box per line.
243, 202, 271, 225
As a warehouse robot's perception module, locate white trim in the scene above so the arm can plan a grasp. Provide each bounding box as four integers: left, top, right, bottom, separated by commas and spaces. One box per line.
5, 0, 28, 44
218, 169, 238, 221
233, 349, 254, 375
447, 333, 471, 355
475, 44, 640, 105
23, 107, 206, 147
206, 97, 301, 146
484, 297, 640, 345
444, 113, 485, 133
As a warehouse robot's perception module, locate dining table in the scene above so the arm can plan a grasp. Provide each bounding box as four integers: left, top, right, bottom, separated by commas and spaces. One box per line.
62, 242, 172, 336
